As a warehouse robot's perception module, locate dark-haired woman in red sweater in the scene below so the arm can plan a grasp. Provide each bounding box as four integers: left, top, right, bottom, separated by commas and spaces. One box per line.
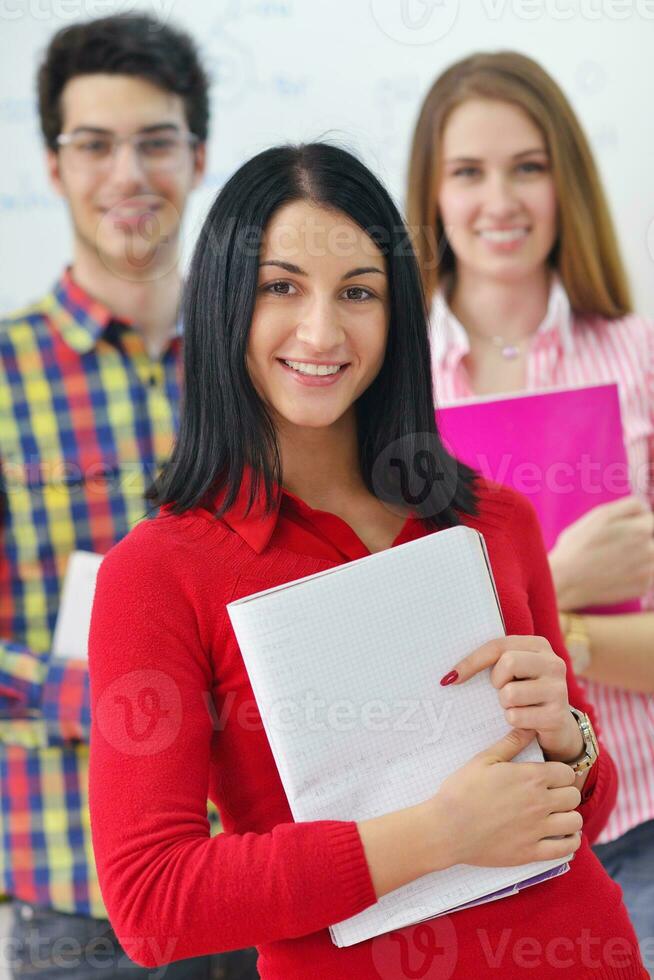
88, 143, 646, 979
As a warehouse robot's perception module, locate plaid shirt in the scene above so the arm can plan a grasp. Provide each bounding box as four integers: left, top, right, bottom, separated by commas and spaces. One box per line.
0, 268, 192, 917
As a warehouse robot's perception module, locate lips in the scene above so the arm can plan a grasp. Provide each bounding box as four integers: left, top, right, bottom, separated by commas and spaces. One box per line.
102, 206, 161, 217
99, 199, 163, 216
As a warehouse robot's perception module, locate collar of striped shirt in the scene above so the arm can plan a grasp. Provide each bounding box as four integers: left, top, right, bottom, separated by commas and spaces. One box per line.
430, 272, 575, 368
38, 267, 183, 353
39, 266, 116, 353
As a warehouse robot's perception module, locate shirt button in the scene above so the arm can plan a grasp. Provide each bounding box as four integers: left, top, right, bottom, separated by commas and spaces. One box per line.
19, 904, 34, 920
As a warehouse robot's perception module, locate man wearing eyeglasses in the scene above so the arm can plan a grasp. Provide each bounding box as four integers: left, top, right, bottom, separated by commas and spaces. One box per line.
0, 13, 258, 980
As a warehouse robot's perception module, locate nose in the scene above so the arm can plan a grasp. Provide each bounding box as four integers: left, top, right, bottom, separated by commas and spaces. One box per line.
482, 171, 521, 218
107, 140, 148, 190
295, 294, 346, 352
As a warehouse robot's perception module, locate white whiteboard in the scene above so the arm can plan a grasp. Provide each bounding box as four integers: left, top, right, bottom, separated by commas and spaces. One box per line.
1, 0, 653, 316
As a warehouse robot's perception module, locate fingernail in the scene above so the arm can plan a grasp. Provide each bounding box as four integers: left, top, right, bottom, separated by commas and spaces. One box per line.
440, 670, 459, 687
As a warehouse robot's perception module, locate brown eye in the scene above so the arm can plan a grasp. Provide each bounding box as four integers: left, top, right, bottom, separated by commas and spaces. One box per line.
78, 138, 112, 156
262, 281, 295, 295
344, 286, 373, 302
138, 137, 178, 157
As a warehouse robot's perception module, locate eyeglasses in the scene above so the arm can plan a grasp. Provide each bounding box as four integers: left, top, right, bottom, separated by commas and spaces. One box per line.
55, 129, 200, 173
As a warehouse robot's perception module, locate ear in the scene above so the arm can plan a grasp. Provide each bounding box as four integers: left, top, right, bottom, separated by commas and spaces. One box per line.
46, 148, 66, 197
191, 141, 207, 190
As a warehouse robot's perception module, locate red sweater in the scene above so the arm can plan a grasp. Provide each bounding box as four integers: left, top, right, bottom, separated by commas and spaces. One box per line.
88, 477, 646, 979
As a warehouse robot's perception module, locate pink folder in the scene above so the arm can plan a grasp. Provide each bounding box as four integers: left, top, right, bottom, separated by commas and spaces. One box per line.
436, 383, 639, 614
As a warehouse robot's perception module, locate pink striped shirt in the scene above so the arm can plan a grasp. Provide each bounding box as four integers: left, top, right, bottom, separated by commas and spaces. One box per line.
430, 277, 654, 844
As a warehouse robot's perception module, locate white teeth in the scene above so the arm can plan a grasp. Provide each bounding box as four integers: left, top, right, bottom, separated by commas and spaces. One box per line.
478, 228, 528, 243
283, 360, 342, 376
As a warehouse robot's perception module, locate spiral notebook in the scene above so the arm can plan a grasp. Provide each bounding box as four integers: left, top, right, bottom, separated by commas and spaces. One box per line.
227, 525, 570, 947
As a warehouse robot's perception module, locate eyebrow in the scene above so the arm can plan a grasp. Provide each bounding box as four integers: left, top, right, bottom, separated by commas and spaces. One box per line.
68, 123, 182, 136
259, 260, 385, 280
445, 147, 548, 164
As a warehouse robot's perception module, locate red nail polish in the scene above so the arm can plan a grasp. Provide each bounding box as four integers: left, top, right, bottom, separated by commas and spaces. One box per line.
440, 670, 459, 687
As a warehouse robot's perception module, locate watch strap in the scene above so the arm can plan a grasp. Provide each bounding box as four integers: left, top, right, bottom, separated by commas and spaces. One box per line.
566, 706, 599, 773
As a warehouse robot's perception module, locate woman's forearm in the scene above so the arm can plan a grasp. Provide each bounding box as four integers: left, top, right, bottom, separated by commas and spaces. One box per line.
357, 797, 454, 899
573, 612, 654, 694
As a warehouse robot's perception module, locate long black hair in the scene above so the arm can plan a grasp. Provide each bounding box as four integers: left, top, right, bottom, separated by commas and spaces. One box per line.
150, 142, 478, 529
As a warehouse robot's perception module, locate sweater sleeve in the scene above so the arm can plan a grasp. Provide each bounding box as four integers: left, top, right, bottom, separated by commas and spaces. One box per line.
0, 462, 92, 746
510, 491, 618, 844
87, 524, 376, 967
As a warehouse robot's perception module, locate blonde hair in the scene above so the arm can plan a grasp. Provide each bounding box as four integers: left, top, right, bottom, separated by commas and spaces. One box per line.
407, 51, 632, 318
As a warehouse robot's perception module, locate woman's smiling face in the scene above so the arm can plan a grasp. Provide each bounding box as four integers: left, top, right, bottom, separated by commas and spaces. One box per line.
247, 200, 391, 430
437, 98, 558, 284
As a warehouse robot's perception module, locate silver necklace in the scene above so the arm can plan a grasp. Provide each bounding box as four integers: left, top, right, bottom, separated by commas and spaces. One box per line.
490, 335, 523, 360
467, 331, 530, 360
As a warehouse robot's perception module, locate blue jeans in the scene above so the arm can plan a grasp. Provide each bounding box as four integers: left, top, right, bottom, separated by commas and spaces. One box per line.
594, 818, 654, 978
4, 900, 259, 980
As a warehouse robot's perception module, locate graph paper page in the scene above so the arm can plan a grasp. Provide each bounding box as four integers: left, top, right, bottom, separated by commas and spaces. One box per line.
227, 525, 568, 947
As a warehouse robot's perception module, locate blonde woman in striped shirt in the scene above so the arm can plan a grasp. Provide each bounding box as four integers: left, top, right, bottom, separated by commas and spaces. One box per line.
407, 51, 654, 968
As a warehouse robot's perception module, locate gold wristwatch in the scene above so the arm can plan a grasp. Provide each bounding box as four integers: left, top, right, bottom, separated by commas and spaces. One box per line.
561, 612, 592, 673
565, 707, 600, 773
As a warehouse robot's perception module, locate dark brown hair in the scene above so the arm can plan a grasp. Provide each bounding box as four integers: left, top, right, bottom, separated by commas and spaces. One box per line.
37, 13, 210, 149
